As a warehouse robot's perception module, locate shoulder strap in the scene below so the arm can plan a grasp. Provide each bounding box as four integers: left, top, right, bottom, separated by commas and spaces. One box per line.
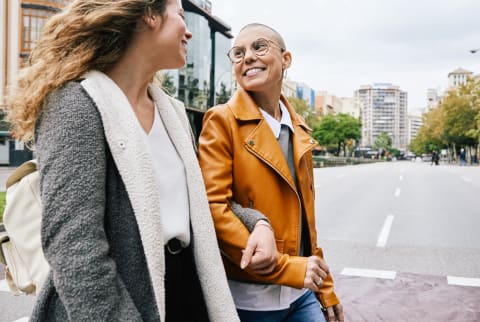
6, 160, 37, 189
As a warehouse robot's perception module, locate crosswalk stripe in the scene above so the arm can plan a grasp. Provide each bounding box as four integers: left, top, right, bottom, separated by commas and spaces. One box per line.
341, 267, 397, 279
12, 318, 30, 322
447, 276, 480, 287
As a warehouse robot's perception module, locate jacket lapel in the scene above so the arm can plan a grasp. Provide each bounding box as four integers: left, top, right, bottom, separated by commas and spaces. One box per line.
80, 71, 167, 320
229, 89, 316, 189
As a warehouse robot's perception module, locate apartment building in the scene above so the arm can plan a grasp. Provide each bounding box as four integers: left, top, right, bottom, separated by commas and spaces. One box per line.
355, 83, 408, 150
447, 68, 473, 88
407, 112, 423, 145
315, 91, 342, 116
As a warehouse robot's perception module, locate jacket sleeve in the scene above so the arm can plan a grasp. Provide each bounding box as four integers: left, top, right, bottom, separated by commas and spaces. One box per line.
230, 200, 270, 232
36, 83, 142, 321
313, 247, 340, 307
198, 107, 307, 289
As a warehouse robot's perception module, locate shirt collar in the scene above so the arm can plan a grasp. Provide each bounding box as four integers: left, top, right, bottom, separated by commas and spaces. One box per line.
260, 101, 295, 139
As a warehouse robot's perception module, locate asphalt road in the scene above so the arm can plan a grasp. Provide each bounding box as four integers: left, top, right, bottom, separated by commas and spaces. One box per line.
315, 161, 480, 320
1, 161, 479, 321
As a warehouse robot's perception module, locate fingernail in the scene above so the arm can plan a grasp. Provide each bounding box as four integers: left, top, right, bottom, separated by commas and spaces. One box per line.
240, 259, 247, 269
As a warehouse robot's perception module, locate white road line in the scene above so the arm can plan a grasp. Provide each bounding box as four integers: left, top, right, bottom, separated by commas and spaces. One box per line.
314, 185, 322, 189
0, 279, 10, 292
394, 188, 401, 197
447, 276, 480, 287
336, 173, 346, 179
461, 176, 472, 183
341, 267, 396, 279
376, 215, 394, 248
399, 175, 403, 181
12, 318, 30, 322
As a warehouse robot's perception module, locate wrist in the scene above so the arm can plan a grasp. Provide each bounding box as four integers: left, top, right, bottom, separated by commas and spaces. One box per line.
254, 220, 273, 232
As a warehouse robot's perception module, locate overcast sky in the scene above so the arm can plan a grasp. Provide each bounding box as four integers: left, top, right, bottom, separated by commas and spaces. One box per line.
211, 0, 480, 111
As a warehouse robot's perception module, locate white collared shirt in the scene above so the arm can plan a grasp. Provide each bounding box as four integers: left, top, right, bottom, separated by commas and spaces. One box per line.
228, 100, 307, 311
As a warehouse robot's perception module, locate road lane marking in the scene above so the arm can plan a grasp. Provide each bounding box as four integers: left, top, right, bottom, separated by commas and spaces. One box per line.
461, 176, 472, 183
0, 279, 10, 293
376, 215, 394, 248
447, 276, 480, 287
394, 188, 401, 197
341, 267, 396, 279
336, 173, 346, 179
12, 318, 29, 322
399, 175, 403, 181
315, 185, 322, 189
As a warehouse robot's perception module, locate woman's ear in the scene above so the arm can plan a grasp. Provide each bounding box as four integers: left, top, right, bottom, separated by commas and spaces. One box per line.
143, 8, 159, 28
282, 51, 292, 70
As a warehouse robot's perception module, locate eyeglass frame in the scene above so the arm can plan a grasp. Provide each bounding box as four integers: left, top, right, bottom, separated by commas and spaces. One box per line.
226, 38, 286, 64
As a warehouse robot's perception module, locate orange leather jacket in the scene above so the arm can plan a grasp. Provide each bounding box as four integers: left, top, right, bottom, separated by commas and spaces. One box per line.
198, 88, 339, 308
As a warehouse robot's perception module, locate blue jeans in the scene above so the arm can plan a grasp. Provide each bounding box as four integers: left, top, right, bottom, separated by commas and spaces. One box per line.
237, 290, 327, 322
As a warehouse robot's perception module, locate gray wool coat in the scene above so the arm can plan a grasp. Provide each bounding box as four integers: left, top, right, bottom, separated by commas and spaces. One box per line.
31, 71, 239, 322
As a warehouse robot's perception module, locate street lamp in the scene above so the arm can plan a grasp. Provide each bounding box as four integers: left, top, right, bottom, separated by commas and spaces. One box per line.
470, 48, 480, 54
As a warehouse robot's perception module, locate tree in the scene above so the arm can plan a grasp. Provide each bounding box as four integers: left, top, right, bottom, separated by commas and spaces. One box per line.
216, 82, 230, 105
286, 96, 321, 129
312, 113, 361, 156
374, 132, 392, 157
160, 72, 176, 96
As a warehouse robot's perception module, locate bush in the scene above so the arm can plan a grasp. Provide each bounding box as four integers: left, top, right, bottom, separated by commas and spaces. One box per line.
0, 191, 5, 222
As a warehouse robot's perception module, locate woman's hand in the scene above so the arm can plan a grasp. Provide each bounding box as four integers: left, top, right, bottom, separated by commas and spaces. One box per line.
240, 221, 278, 275
303, 255, 329, 291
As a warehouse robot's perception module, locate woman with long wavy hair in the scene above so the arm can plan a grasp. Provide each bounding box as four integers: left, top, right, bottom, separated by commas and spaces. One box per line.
8, 0, 238, 321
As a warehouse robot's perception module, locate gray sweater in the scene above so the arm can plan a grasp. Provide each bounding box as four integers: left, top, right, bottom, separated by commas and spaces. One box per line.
31, 72, 239, 321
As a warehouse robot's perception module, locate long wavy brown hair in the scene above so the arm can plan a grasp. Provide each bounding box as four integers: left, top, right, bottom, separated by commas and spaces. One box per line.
7, 0, 168, 142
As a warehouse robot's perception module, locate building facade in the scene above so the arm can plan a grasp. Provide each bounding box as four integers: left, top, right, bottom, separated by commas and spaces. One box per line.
407, 113, 423, 145
355, 83, 408, 150
1, 0, 69, 107
315, 91, 343, 116
447, 68, 473, 88
339, 97, 361, 119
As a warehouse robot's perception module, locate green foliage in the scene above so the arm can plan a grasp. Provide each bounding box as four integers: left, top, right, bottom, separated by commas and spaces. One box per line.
374, 132, 392, 150
287, 96, 321, 129
312, 113, 361, 156
410, 78, 480, 155
0, 191, 5, 222
216, 82, 230, 105
161, 72, 177, 96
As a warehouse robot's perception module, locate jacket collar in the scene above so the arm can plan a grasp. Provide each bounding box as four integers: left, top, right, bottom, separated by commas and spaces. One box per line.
228, 87, 312, 132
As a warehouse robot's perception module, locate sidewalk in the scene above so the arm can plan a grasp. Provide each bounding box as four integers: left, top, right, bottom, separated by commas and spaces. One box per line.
334, 272, 480, 321
0, 166, 16, 192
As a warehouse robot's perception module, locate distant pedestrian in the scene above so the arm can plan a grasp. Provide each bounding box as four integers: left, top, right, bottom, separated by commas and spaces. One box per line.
431, 150, 437, 166
460, 148, 467, 166
7, 0, 238, 321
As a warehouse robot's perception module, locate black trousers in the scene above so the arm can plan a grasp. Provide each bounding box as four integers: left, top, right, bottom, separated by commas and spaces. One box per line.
164, 241, 209, 322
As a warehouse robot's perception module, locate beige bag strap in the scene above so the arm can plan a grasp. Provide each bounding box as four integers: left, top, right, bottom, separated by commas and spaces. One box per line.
6, 160, 37, 189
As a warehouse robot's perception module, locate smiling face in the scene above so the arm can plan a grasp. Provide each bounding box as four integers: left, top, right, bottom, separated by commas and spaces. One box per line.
152, 0, 192, 69
232, 25, 291, 95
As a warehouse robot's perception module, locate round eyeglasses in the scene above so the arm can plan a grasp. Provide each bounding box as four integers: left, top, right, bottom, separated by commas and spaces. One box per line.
227, 38, 285, 63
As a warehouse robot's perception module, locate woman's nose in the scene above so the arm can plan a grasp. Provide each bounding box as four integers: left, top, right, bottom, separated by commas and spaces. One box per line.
243, 48, 257, 63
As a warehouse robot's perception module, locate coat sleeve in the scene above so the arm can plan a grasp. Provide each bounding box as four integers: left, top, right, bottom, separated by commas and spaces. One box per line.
35, 83, 142, 321
198, 107, 307, 289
